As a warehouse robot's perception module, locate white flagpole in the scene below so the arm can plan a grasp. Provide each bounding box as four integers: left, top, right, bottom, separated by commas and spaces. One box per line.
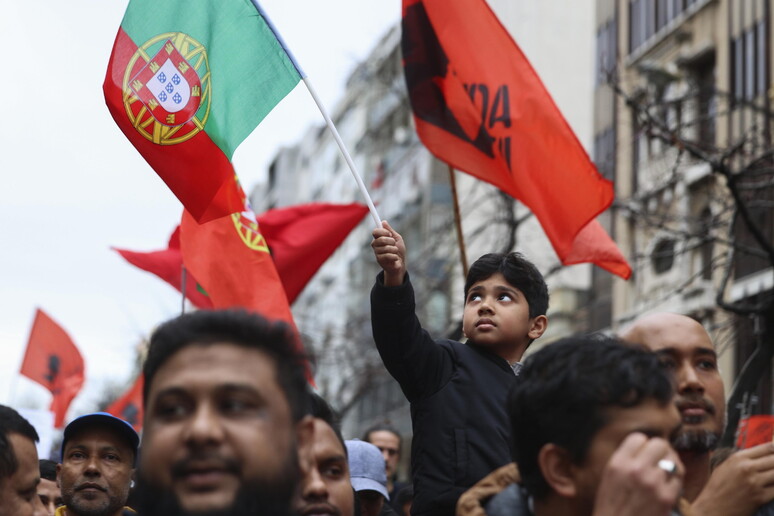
302, 77, 382, 228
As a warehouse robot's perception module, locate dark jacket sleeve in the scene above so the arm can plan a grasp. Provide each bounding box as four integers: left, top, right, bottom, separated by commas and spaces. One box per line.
370, 271, 453, 402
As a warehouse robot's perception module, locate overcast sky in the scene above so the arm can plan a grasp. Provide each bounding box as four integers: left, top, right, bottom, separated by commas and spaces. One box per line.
0, 0, 399, 417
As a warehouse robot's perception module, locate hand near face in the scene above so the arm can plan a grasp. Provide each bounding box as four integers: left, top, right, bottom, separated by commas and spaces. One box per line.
371, 221, 406, 287
592, 433, 684, 516
691, 443, 774, 516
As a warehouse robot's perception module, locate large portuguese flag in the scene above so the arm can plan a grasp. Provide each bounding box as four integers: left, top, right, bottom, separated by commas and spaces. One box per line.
104, 0, 303, 222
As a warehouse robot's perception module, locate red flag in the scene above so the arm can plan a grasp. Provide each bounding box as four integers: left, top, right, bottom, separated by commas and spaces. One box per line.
736, 415, 774, 449
179, 200, 295, 325
402, 0, 631, 279
106, 375, 144, 432
20, 309, 85, 428
118, 203, 368, 305
113, 228, 213, 309
258, 203, 369, 302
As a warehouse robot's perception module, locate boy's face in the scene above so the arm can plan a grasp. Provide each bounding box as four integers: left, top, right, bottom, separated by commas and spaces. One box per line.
462, 272, 545, 354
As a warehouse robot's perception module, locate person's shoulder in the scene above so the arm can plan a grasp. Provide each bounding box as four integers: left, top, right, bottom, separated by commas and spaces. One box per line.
485, 484, 530, 516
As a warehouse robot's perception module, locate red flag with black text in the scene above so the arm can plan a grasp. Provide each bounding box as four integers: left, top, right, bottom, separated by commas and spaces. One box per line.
402, 0, 631, 278
106, 375, 144, 432
20, 309, 85, 428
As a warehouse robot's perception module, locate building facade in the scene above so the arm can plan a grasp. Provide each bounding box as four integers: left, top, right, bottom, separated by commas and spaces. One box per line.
595, 0, 774, 423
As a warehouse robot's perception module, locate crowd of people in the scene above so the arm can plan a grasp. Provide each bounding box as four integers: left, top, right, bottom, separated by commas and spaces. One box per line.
2, 220, 774, 516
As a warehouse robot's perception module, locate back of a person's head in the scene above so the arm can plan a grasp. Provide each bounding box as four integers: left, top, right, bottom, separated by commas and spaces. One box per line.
143, 309, 309, 421
464, 252, 548, 318
362, 423, 401, 446
39, 459, 57, 481
508, 334, 673, 499
0, 405, 39, 481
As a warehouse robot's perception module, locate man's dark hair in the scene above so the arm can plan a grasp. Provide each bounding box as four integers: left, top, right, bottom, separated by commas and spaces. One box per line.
464, 252, 549, 318
39, 459, 57, 481
309, 391, 346, 453
362, 423, 402, 448
508, 334, 674, 499
143, 309, 310, 422
0, 405, 39, 481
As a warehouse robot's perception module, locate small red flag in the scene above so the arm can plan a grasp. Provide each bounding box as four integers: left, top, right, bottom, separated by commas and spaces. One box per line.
113, 228, 213, 309
736, 415, 774, 449
106, 375, 144, 432
258, 203, 369, 302
20, 309, 85, 428
402, 0, 631, 279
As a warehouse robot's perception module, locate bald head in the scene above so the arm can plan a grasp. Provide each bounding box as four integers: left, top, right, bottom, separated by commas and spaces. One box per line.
620, 313, 725, 454
620, 313, 707, 348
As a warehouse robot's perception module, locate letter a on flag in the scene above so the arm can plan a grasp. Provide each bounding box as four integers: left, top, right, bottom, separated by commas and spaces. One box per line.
402, 0, 631, 278
20, 309, 85, 428
104, 0, 304, 223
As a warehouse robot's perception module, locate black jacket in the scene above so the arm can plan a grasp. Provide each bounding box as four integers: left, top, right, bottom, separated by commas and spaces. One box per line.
371, 273, 517, 516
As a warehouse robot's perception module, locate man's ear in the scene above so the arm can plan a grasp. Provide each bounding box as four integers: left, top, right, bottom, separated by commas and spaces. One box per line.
528, 315, 548, 340
295, 415, 316, 477
56, 462, 62, 489
538, 443, 577, 498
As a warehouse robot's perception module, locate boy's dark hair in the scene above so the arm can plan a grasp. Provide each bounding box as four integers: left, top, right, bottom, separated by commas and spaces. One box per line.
508, 334, 673, 499
0, 405, 39, 481
464, 252, 549, 318
309, 391, 346, 453
143, 309, 309, 422
362, 422, 402, 448
39, 459, 57, 481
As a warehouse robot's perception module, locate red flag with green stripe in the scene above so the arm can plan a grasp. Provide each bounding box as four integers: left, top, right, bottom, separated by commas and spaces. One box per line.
104, 0, 303, 222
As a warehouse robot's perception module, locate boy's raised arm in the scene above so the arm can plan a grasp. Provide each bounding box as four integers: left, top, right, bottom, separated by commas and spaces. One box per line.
371, 220, 406, 287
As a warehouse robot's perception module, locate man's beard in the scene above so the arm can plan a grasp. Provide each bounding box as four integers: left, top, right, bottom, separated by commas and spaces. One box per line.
132, 450, 299, 516
61, 484, 126, 516
673, 394, 722, 453
672, 429, 721, 453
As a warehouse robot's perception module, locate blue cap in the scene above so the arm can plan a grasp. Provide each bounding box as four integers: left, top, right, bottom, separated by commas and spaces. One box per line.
61, 412, 139, 464
345, 440, 389, 501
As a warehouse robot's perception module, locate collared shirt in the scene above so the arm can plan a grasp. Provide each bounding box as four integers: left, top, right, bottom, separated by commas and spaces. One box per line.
510, 362, 523, 376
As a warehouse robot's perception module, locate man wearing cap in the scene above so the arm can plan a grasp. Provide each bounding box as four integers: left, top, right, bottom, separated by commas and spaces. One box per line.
55, 412, 138, 516
345, 440, 397, 516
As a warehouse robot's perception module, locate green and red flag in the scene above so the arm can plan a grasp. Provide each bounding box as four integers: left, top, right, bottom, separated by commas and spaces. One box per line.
402, 0, 631, 279
20, 309, 85, 428
104, 0, 304, 222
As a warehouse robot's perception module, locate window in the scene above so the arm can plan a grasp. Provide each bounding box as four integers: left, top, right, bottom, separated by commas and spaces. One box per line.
699, 208, 713, 280
594, 126, 617, 180
652, 238, 677, 273
596, 18, 618, 86
731, 23, 768, 102
630, 0, 707, 54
